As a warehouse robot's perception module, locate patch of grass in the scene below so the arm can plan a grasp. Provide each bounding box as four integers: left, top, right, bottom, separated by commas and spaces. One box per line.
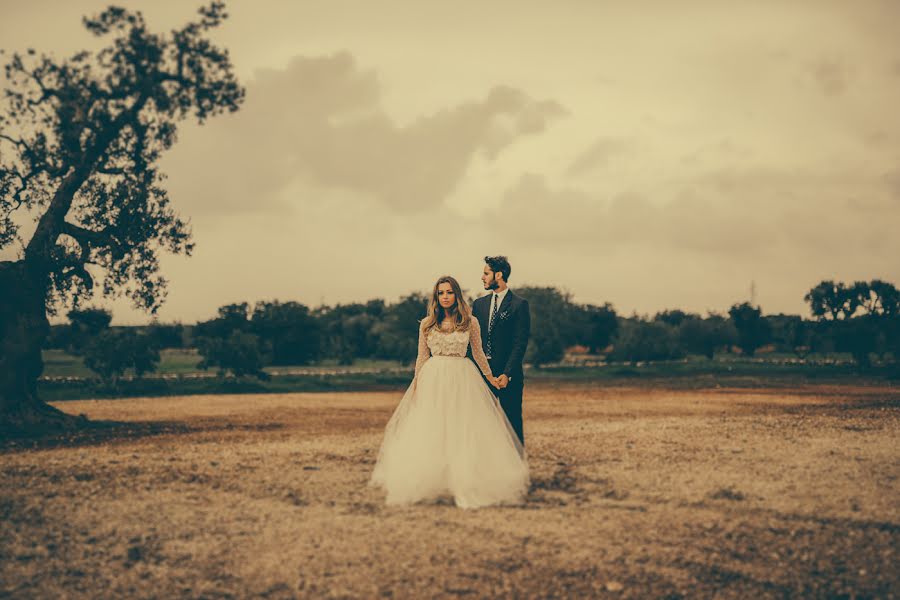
528, 358, 893, 389
157, 348, 204, 374
304, 358, 404, 370
41, 348, 404, 379
37, 349, 896, 401
41, 349, 91, 378
39, 371, 413, 402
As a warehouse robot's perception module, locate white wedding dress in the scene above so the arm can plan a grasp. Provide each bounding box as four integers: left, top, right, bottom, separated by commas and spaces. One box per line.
369, 317, 529, 509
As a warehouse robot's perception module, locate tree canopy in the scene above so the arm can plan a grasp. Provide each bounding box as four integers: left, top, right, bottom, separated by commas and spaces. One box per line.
0, 2, 244, 314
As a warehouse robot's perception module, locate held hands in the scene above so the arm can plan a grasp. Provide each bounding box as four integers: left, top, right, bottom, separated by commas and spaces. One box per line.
490, 374, 509, 389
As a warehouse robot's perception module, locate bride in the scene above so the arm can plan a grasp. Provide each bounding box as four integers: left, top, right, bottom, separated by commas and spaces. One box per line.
369, 275, 530, 509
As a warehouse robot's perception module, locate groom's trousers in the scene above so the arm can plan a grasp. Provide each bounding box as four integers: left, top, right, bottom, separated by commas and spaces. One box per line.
488, 358, 525, 446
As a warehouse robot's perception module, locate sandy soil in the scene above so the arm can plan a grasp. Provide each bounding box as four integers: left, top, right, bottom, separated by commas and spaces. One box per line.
2, 383, 899, 599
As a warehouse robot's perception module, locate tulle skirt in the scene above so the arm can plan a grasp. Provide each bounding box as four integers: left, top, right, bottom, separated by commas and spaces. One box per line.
369, 356, 530, 509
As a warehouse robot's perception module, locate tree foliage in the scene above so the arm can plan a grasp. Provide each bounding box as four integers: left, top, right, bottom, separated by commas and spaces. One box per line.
251, 301, 321, 366
578, 303, 619, 354
82, 328, 160, 383
0, 2, 244, 314
803, 281, 859, 321
610, 318, 683, 363
728, 302, 771, 357
65, 306, 112, 351
805, 279, 900, 367
768, 314, 812, 358
677, 313, 736, 359
373, 293, 429, 365
516, 286, 571, 367
197, 330, 267, 379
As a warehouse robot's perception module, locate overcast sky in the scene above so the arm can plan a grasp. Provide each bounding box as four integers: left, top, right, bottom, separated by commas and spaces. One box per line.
2, 1, 899, 324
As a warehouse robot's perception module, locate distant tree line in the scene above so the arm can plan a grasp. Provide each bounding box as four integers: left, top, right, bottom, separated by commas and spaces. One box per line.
802, 279, 900, 367
45, 279, 900, 380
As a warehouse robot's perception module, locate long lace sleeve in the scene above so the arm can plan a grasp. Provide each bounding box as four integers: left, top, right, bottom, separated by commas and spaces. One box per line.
468, 318, 494, 380
413, 322, 431, 379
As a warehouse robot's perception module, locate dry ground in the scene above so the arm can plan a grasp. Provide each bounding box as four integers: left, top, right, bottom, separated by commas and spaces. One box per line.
2, 382, 899, 599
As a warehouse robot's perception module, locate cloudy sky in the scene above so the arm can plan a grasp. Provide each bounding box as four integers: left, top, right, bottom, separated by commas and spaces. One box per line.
2, 1, 899, 324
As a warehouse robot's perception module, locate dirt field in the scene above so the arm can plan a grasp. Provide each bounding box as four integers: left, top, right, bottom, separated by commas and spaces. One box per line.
2, 382, 899, 599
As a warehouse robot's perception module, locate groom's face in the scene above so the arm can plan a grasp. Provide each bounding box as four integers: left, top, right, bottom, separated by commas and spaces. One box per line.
482, 265, 500, 290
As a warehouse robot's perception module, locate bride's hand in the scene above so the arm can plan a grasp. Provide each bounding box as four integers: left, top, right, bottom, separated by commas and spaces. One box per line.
489, 376, 501, 388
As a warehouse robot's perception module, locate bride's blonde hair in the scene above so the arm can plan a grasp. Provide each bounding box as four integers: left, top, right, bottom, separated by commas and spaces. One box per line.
421, 275, 472, 333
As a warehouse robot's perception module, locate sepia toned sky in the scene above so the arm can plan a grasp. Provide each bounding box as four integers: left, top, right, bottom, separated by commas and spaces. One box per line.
2, 1, 899, 324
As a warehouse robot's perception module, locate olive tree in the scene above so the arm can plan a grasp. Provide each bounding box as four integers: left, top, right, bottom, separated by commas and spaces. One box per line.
0, 3, 244, 429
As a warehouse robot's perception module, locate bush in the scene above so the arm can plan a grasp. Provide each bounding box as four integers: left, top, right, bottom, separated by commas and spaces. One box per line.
66, 307, 113, 353
197, 331, 269, 379
728, 302, 771, 357
193, 302, 252, 340
526, 327, 565, 367
832, 317, 879, 367
677, 315, 737, 359
516, 286, 572, 367
610, 319, 683, 363
578, 303, 618, 354
82, 329, 160, 384
372, 293, 428, 365
147, 322, 185, 349
251, 301, 320, 365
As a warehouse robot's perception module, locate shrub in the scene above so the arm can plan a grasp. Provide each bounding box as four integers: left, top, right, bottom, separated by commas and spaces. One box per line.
197, 331, 268, 379
82, 329, 160, 384
610, 319, 683, 363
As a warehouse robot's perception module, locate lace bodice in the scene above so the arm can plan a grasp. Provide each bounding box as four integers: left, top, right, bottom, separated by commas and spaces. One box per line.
426, 328, 469, 357
414, 318, 493, 382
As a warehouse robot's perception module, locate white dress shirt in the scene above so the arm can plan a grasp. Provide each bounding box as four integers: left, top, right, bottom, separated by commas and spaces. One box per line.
489, 288, 509, 329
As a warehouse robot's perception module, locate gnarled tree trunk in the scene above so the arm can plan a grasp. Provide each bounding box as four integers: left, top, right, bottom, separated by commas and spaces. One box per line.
0, 260, 83, 432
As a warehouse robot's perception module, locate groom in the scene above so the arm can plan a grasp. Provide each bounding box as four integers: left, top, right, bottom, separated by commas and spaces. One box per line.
471, 255, 531, 446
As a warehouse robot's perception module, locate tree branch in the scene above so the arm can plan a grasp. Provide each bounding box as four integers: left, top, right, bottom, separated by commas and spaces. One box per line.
26, 90, 151, 264
60, 221, 120, 252
59, 262, 94, 288
29, 64, 63, 105
2, 165, 41, 212
97, 165, 126, 175
175, 41, 186, 82
0, 133, 31, 152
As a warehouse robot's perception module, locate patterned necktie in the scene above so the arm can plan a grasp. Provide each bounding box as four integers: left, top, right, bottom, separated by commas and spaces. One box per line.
486, 294, 500, 357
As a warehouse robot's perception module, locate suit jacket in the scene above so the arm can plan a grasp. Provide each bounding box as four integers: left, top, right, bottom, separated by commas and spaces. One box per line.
471, 289, 530, 379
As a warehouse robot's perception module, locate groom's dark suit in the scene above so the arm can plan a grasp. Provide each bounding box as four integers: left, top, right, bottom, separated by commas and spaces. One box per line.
471, 289, 530, 445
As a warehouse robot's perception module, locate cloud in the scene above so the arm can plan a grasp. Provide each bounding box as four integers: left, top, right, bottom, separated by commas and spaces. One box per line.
492, 166, 900, 261
500, 176, 771, 256
680, 138, 755, 167
161, 52, 566, 216
885, 168, 900, 200
809, 59, 853, 97
496, 174, 603, 242
478, 166, 900, 317
565, 137, 632, 177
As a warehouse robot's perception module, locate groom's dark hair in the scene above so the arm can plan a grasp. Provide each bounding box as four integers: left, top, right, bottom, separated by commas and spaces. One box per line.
484, 256, 511, 282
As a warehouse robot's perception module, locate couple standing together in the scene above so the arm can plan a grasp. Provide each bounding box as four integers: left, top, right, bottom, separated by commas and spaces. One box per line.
369, 256, 532, 509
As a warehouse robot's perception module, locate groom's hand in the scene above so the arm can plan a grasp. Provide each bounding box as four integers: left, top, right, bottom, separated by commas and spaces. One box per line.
497, 374, 509, 389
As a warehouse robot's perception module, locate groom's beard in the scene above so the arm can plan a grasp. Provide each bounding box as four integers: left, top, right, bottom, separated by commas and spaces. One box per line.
486, 281, 499, 291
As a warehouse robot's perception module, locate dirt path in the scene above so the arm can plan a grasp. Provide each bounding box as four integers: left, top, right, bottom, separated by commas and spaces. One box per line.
2, 383, 899, 598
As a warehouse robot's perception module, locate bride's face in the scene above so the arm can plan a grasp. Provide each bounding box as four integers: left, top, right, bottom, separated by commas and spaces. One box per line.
437, 282, 457, 311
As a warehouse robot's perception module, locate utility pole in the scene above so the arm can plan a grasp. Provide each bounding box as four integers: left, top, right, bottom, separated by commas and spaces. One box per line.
750, 280, 757, 306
